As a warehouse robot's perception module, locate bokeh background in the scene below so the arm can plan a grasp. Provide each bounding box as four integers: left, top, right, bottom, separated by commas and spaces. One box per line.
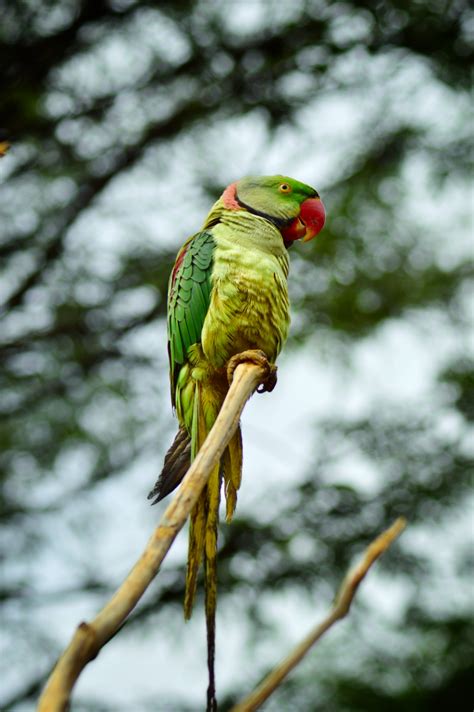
1, 1, 473, 710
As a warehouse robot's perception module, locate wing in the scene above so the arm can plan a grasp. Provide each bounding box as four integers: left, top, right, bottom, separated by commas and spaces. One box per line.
168, 231, 215, 405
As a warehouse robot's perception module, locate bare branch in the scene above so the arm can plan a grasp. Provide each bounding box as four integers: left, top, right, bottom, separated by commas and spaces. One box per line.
37, 355, 272, 712
231, 517, 407, 712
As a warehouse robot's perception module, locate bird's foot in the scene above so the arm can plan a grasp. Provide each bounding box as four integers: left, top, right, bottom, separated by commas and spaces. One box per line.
226, 349, 278, 393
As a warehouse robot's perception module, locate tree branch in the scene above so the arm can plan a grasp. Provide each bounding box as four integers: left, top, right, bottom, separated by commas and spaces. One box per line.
231, 517, 407, 712
37, 356, 271, 712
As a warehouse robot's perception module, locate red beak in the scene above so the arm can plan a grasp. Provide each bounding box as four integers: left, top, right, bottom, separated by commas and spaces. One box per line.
281, 197, 326, 244
300, 197, 326, 242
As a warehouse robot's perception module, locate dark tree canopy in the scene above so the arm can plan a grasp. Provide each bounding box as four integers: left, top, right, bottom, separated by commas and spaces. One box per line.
1, 1, 472, 710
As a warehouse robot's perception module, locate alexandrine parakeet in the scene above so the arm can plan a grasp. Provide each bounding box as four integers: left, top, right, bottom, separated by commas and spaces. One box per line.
148, 175, 325, 710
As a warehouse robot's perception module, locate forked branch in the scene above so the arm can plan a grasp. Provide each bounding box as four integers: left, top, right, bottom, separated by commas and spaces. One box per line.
38, 354, 272, 712
231, 517, 407, 712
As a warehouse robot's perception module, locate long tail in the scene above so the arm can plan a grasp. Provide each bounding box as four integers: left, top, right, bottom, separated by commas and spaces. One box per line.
147, 380, 243, 712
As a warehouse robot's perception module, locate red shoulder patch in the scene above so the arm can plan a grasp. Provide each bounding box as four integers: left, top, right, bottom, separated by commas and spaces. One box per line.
221, 182, 240, 210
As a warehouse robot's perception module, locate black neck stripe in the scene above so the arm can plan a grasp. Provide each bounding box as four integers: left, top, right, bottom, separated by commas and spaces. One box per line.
236, 197, 294, 229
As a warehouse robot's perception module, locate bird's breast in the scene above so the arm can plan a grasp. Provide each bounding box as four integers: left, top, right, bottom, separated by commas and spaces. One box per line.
201, 228, 290, 368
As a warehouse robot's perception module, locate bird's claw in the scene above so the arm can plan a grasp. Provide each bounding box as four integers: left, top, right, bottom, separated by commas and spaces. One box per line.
227, 349, 278, 393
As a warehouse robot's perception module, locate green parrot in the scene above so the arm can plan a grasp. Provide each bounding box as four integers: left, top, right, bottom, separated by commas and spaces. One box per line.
148, 175, 325, 710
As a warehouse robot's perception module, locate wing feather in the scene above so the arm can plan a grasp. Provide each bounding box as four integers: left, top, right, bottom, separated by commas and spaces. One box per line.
168, 231, 215, 405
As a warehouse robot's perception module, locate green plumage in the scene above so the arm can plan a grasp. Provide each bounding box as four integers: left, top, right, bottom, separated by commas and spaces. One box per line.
168, 231, 214, 402
148, 174, 324, 712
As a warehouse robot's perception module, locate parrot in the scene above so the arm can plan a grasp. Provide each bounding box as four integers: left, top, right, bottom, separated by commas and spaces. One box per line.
148, 175, 325, 711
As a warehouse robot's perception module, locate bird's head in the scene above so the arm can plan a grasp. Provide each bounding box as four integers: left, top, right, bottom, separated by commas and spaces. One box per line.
222, 174, 326, 247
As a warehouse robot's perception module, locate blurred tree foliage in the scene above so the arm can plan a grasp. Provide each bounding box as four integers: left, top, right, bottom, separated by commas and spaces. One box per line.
0, 0, 472, 710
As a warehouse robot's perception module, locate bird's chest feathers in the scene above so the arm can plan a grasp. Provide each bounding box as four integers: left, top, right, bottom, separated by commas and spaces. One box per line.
201, 225, 290, 367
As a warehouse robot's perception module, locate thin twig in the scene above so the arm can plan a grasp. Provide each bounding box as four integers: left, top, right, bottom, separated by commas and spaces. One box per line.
37, 357, 269, 712
231, 517, 407, 712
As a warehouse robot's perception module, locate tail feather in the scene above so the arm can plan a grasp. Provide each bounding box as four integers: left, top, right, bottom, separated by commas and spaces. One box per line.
184, 382, 207, 617
185, 381, 224, 712
184, 490, 207, 618
147, 427, 191, 504
222, 426, 243, 523
151, 372, 243, 712
204, 463, 221, 712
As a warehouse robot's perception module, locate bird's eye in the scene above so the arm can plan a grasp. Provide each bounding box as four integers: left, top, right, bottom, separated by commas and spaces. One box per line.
279, 183, 291, 193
